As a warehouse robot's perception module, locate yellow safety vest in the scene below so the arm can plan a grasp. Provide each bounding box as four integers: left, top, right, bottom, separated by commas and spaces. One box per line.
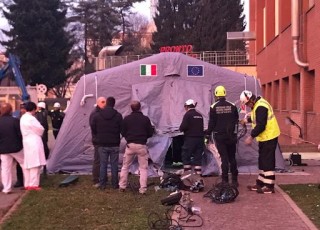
251, 98, 280, 142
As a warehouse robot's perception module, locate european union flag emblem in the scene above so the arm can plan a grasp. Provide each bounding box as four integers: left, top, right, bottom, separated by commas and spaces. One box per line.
187, 65, 204, 77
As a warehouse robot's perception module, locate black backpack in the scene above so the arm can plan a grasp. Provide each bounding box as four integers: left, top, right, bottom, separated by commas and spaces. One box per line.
159, 173, 190, 191
204, 182, 239, 204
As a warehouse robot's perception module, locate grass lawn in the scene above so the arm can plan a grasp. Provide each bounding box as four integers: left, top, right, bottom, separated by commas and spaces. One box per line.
280, 184, 320, 228
2, 175, 171, 230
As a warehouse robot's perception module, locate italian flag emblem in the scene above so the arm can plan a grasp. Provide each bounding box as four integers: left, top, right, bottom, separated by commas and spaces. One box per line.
140, 64, 157, 76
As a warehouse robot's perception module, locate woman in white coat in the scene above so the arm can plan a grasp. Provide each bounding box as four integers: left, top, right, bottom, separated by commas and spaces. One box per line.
20, 102, 46, 190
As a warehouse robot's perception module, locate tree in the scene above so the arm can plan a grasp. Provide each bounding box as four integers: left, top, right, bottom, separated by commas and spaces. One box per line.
68, 0, 120, 74
152, 0, 246, 53
120, 13, 151, 55
1, 0, 74, 90
192, 0, 246, 51
151, 0, 199, 53
68, 0, 144, 73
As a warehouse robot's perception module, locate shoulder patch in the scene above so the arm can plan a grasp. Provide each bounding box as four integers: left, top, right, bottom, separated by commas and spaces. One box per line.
210, 102, 218, 108
226, 100, 235, 106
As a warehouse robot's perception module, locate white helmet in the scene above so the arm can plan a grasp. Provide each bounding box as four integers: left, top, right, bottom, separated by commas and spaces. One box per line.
185, 99, 196, 106
240, 90, 253, 104
53, 102, 61, 108
37, 101, 46, 109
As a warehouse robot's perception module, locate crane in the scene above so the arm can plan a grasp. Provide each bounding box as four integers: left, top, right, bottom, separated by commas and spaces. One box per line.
0, 53, 30, 102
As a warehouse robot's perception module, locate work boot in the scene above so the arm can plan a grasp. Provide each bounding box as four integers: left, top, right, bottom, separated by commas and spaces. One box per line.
247, 184, 261, 191
256, 186, 275, 194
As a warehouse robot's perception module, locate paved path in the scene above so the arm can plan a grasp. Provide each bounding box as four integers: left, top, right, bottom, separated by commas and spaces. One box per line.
0, 151, 319, 229
177, 156, 320, 230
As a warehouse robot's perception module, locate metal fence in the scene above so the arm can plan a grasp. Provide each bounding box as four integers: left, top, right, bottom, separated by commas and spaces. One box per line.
95, 51, 255, 70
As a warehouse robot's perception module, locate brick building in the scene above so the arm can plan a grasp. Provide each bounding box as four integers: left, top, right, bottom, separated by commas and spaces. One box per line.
249, 0, 319, 146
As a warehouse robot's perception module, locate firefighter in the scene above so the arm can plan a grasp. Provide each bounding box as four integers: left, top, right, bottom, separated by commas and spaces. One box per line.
48, 102, 65, 139
206, 86, 239, 187
179, 99, 204, 192
240, 90, 280, 194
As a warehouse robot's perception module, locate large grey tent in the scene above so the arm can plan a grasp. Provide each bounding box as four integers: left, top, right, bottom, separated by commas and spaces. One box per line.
47, 52, 284, 174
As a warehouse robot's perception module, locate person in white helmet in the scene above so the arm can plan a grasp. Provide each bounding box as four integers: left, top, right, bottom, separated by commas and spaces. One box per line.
48, 102, 65, 139
239, 90, 280, 194
179, 99, 205, 192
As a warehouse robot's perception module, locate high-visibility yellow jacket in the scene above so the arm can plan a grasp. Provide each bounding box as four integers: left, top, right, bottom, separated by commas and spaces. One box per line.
252, 98, 280, 142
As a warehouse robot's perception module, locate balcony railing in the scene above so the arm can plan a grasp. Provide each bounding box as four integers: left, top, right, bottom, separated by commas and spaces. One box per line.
95, 51, 256, 70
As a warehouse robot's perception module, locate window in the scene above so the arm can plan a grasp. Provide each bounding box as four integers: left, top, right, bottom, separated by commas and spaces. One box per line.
263, 7, 267, 47
267, 82, 272, 102
275, 0, 279, 36
281, 77, 289, 110
280, 0, 291, 32
305, 70, 315, 112
262, 84, 266, 97
292, 74, 300, 110
273, 80, 279, 109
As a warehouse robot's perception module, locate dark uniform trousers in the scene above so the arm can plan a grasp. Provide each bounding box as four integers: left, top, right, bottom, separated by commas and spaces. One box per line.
214, 134, 238, 182
181, 137, 204, 174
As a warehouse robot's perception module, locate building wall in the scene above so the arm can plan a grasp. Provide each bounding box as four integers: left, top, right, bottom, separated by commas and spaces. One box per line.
223, 66, 257, 77
250, 0, 319, 145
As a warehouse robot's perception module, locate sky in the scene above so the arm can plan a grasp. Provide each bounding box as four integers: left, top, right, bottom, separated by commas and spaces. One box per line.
0, 0, 249, 52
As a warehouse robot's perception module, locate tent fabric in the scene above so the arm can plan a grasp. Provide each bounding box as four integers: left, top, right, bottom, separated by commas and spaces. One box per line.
47, 52, 284, 174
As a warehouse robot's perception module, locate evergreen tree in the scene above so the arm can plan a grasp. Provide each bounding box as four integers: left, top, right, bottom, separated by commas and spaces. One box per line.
69, 0, 143, 73
1, 0, 73, 89
151, 0, 199, 53
192, 0, 246, 51
69, 0, 120, 73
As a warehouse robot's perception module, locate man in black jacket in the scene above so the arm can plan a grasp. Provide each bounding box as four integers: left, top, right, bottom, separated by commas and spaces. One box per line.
119, 101, 154, 194
35, 101, 50, 176
12, 102, 26, 188
0, 103, 25, 194
35, 102, 49, 160
179, 99, 205, 192
48, 102, 65, 139
206, 86, 239, 187
90, 97, 123, 189
89, 97, 107, 187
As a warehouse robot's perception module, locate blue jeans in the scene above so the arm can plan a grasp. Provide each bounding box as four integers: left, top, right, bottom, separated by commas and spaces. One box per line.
98, 146, 119, 188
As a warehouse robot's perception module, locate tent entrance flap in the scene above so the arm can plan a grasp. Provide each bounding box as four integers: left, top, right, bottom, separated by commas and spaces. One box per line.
131, 79, 212, 134
165, 135, 184, 167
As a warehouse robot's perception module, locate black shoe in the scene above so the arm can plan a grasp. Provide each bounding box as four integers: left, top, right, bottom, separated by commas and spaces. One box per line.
97, 185, 106, 190
256, 186, 275, 194
247, 184, 261, 191
112, 185, 119, 189
14, 182, 24, 188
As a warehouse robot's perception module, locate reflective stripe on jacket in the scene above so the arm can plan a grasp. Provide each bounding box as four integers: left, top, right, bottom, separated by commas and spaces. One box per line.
252, 98, 280, 141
